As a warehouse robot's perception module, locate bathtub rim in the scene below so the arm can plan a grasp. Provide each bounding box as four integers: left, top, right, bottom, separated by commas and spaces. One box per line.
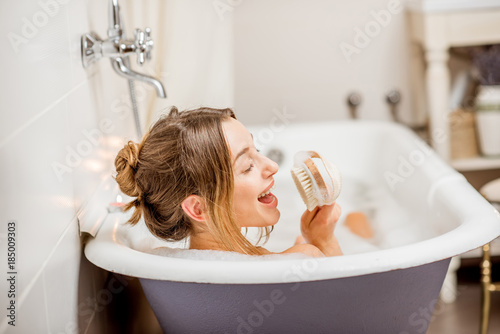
82, 119, 500, 284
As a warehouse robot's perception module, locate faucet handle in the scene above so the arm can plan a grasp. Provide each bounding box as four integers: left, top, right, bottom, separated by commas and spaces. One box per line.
385, 89, 401, 122
134, 27, 154, 65
145, 27, 153, 61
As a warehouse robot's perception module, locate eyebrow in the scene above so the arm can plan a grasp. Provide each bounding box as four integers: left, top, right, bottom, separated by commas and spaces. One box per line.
232, 133, 254, 164
234, 147, 249, 164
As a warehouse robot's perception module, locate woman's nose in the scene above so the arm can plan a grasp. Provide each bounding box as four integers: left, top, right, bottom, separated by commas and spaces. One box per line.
262, 155, 279, 177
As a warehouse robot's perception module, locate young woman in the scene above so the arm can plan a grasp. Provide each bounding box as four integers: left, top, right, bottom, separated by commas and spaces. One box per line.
114, 106, 342, 257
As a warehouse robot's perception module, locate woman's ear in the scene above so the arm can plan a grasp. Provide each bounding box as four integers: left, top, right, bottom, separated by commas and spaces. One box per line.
181, 195, 207, 222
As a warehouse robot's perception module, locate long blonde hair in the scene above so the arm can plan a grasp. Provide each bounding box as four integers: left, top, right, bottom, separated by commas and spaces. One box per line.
114, 106, 269, 255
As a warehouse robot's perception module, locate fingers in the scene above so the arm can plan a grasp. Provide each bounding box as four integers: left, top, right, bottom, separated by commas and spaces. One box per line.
301, 202, 341, 227
301, 206, 319, 224
334, 203, 342, 217
300, 203, 341, 246
314, 203, 342, 226
315, 202, 336, 220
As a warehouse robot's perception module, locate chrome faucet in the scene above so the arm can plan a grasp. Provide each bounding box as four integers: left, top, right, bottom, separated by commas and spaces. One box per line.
386, 89, 401, 122
347, 92, 362, 119
81, 0, 167, 98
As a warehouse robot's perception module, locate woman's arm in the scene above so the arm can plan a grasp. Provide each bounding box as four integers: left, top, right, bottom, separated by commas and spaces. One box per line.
279, 243, 325, 257
258, 242, 325, 257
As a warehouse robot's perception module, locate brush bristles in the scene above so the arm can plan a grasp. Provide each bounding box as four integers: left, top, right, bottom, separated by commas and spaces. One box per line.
291, 167, 319, 211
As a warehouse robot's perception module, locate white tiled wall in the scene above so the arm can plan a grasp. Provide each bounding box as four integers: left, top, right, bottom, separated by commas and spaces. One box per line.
0, 0, 138, 333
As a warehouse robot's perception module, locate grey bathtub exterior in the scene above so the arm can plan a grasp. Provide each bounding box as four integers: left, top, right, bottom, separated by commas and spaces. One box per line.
140, 258, 450, 334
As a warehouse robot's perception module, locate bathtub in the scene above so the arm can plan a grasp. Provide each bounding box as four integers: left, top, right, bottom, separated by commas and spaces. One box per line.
82, 120, 500, 334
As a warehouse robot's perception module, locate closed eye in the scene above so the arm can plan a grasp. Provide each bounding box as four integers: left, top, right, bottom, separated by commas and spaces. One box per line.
244, 163, 254, 173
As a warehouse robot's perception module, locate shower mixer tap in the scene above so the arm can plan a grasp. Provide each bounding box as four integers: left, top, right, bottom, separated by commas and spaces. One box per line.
347, 92, 362, 119
82, 28, 153, 66
386, 89, 401, 122
81, 0, 167, 98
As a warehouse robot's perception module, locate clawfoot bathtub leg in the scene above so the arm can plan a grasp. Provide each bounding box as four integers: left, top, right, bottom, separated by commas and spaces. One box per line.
480, 243, 492, 334
440, 256, 461, 303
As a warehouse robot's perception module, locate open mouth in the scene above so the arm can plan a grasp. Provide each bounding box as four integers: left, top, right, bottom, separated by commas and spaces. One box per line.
258, 184, 276, 204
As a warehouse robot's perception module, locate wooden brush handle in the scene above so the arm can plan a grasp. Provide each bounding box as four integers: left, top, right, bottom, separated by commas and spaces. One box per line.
304, 157, 327, 193
305, 150, 339, 202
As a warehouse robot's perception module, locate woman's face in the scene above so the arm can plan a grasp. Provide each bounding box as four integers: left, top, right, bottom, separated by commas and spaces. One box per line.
222, 118, 280, 227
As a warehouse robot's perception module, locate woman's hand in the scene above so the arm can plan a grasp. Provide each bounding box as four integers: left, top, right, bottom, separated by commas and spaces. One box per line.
300, 203, 342, 256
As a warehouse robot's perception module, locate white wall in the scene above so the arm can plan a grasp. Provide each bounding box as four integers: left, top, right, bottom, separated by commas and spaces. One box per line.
0, 0, 140, 332
145, 0, 418, 128
145, 0, 236, 124
232, 0, 415, 126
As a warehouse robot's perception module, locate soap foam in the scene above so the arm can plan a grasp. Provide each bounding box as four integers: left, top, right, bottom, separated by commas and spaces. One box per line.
148, 247, 312, 261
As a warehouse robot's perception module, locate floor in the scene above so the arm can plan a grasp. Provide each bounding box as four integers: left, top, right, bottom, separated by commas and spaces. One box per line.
427, 258, 500, 334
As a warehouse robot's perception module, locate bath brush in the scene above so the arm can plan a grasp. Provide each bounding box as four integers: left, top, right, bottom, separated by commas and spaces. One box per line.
291, 151, 342, 211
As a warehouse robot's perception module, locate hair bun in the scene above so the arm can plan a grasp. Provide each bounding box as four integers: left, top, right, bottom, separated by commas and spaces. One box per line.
114, 141, 141, 197
168, 106, 179, 118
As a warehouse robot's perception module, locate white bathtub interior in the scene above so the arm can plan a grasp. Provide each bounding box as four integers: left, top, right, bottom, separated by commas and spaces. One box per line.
83, 120, 500, 285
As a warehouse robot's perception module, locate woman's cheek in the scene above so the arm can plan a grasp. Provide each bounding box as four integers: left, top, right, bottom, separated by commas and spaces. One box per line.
234, 177, 250, 198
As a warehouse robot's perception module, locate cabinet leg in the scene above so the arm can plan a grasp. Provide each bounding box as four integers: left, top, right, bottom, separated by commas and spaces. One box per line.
425, 48, 450, 160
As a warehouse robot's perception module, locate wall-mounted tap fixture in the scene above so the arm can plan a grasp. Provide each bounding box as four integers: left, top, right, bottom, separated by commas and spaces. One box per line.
82, 27, 154, 67
385, 89, 401, 122
81, 0, 166, 99
81, 0, 166, 138
347, 92, 362, 119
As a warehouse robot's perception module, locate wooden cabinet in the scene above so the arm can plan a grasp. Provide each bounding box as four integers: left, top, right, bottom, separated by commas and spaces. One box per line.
407, 4, 500, 171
